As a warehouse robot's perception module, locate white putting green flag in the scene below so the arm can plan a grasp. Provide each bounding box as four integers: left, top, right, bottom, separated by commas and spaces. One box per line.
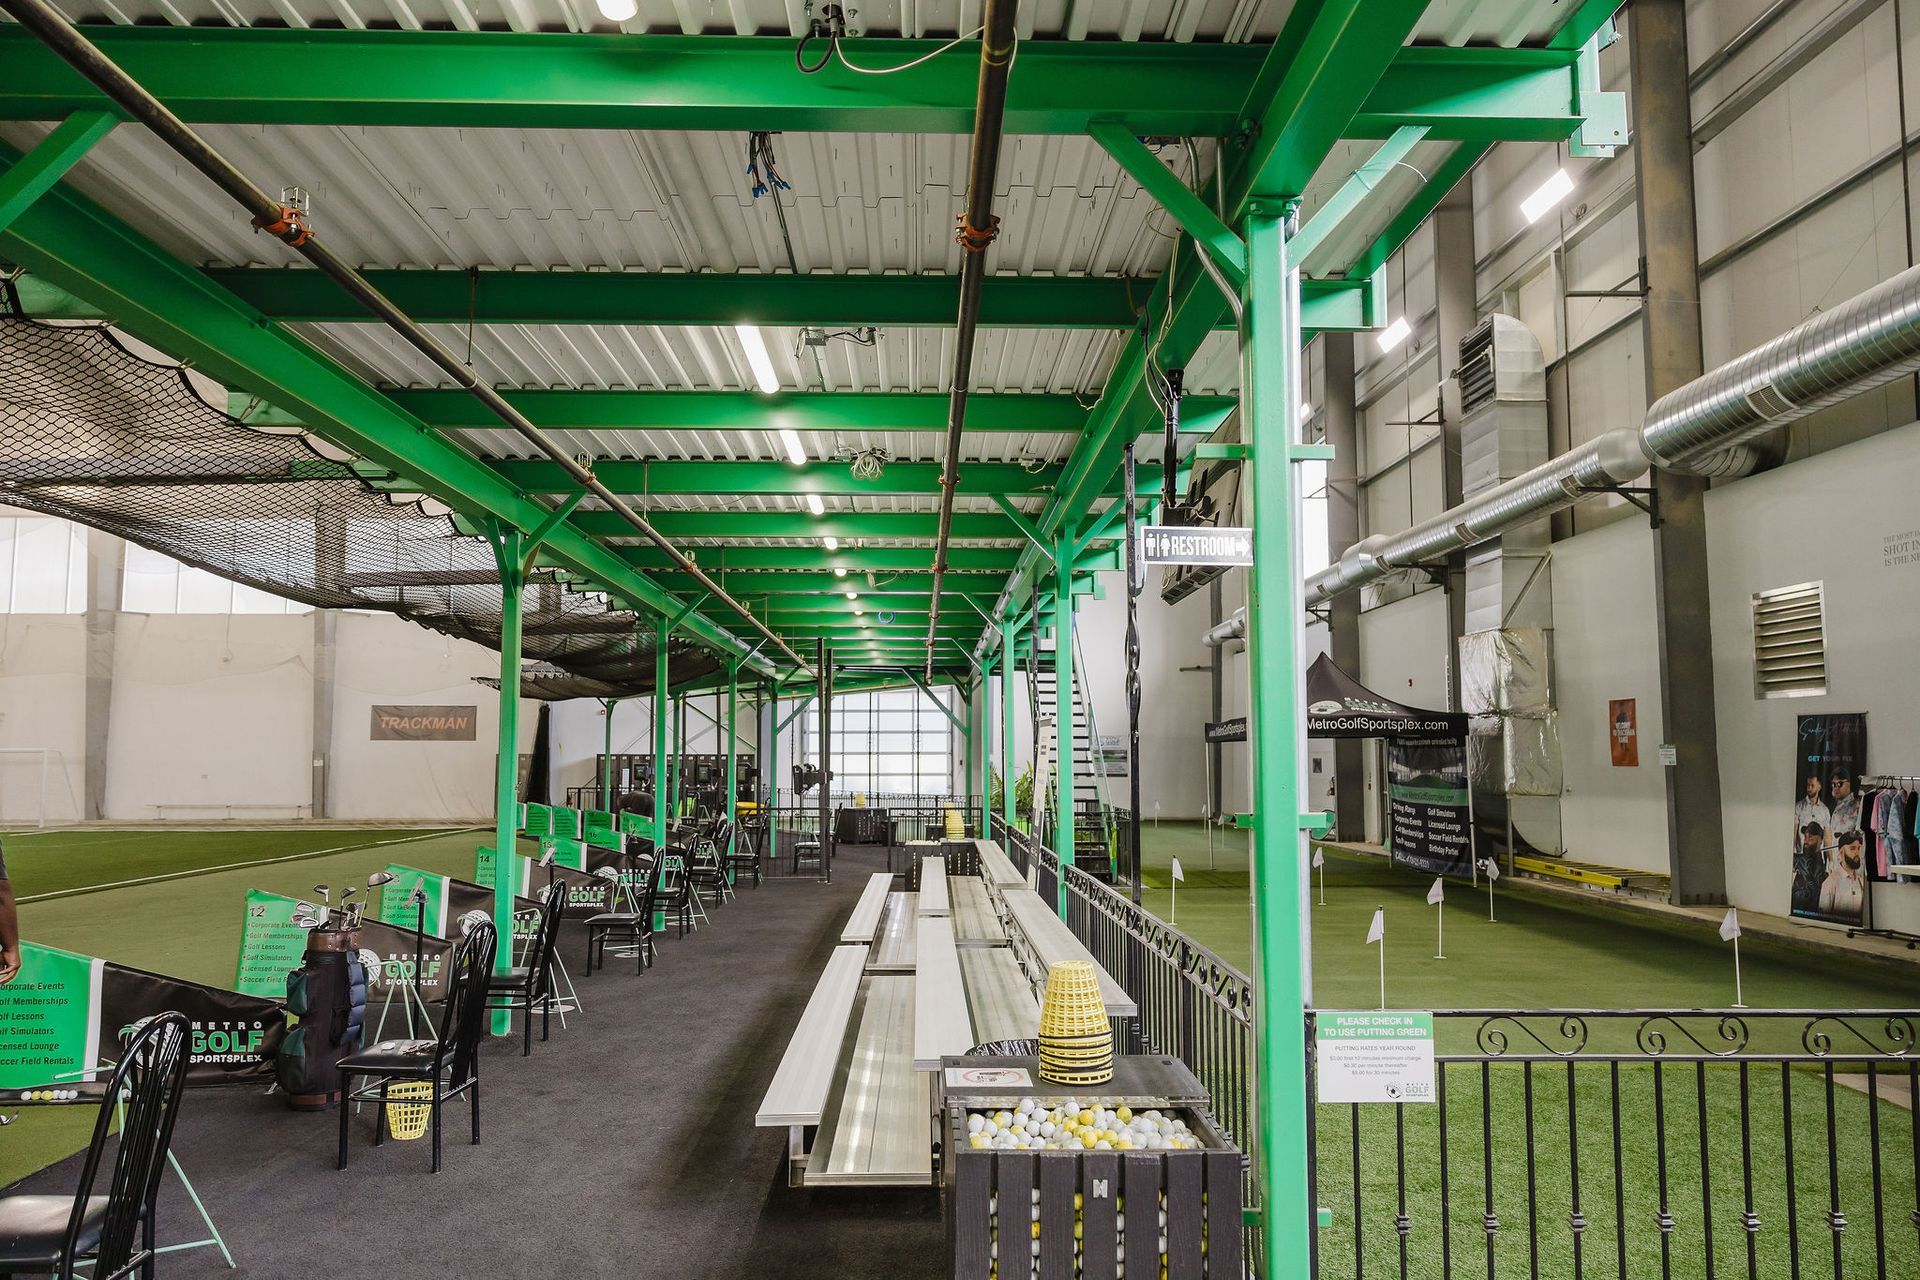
1367, 907, 1387, 1008
1721, 907, 1746, 1007
1479, 857, 1501, 881
1312, 848, 1325, 868
1719, 908, 1741, 941
1426, 877, 1445, 905
1171, 857, 1185, 883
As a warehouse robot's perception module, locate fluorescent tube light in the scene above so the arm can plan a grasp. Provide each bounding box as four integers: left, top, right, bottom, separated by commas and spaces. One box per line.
735, 324, 780, 395
1520, 168, 1574, 224
1376, 317, 1412, 353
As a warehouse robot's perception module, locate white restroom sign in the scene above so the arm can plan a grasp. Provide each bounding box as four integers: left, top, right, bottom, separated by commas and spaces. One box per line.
1138, 525, 1253, 567
1316, 1011, 1436, 1104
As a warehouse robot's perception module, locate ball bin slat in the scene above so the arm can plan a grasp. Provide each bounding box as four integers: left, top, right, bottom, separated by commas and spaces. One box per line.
1081, 1150, 1120, 1279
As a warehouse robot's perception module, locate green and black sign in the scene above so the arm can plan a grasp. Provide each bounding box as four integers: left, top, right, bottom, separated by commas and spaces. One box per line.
3, 941, 285, 1089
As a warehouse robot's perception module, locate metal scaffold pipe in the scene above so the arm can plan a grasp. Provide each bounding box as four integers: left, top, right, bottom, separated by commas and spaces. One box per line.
0, 0, 811, 676
924, 0, 1020, 679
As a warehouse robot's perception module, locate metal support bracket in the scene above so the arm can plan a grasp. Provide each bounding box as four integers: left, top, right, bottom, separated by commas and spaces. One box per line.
1287, 443, 1336, 462
992, 495, 1056, 561
1299, 812, 1332, 835
665, 590, 712, 633
1232, 812, 1254, 829
1599, 483, 1661, 527
0, 109, 117, 236
1194, 443, 1249, 461
1570, 25, 1628, 157
1089, 120, 1248, 290
518, 489, 587, 576
903, 667, 968, 730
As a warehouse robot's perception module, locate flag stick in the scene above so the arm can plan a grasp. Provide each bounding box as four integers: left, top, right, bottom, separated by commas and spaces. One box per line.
1487, 870, 1496, 923
1170, 875, 1177, 927
1378, 923, 1387, 1010
1732, 935, 1745, 1008
1436, 900, 1445, 960
1318, 857, 1326, 907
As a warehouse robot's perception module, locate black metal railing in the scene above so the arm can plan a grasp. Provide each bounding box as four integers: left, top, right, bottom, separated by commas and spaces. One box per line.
993, 818, 1920, 1280
1318, 1009, 1920, 1280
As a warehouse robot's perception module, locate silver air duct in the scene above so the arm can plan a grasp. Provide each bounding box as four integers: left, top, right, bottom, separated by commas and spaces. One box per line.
1201, 609, 1246, 648
1307, 260, 1920, 603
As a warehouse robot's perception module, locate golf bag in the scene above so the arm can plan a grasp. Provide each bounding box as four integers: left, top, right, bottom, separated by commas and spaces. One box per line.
275, 928, 368, 1110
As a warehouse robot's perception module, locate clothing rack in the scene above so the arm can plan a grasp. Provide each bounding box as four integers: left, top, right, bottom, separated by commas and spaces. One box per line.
1852, 774, 1920, 949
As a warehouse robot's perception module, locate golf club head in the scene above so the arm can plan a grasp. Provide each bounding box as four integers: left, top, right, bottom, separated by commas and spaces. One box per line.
340, 885, 359, 903
366, 871, 396, 889
313, 884, 330, 903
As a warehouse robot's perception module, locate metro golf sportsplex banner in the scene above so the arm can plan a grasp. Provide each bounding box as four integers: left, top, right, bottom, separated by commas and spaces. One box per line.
1386, 737, 1474, 877
1790, 713, 1870, 927
2, 941, 285, 1089
237, 889, 463, 1003
371, 864, 548, 956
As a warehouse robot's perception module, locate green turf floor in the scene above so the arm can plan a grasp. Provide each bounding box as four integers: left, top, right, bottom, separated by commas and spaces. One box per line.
1, 826, 486, 1188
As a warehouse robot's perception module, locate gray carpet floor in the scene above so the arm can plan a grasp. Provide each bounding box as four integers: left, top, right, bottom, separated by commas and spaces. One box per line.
15, 845, 944, 1279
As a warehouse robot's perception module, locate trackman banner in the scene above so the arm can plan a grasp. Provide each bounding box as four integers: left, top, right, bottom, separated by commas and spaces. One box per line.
370, 704, 477, 741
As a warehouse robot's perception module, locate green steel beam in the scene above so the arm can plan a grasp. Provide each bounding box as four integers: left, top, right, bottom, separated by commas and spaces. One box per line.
0, 28, 1591, 138
1289, 126, 1427, 265
206, 269, 1153, 330
1089, 122, 1246, 289
27, 269, 1379, 339
566, 511, 1020, 541
0, 141, 769, 674
483, 459, 1164, 498
620, 545, 1012, 573
1346, 142, 1491, 280
1228, 0, 1432, 210
0, 111, 116, 236
1345, 47, 1582, 140
654, 572, 1002, 596
366, 388, 1231, 434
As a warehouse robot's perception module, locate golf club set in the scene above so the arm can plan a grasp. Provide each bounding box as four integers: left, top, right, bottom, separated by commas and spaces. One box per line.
276, 872, 393, 1110
289, 872, 397, 933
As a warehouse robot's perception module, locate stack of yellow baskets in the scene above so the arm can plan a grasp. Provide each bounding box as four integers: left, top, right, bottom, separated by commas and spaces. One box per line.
943, 808, 965, 838
1037, 960, 1113, 1085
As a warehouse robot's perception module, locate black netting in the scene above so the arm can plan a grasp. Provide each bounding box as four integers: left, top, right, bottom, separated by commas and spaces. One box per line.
0, 298, 718, 698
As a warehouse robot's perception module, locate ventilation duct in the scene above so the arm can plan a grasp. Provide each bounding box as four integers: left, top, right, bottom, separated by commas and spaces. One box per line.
1307, 259, 1920, 603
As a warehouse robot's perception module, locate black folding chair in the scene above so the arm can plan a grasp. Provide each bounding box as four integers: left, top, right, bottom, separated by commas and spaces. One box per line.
725, 815, 765, 887
486, 880, 567, 1055
0, 1011, 191, 1280
689, 819, 735, 905
584, 854, 660, 975
337, 921, 496, 1173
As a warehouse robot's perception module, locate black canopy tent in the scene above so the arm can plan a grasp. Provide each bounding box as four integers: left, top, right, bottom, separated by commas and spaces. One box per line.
1302, 655, 1475, 877
1305, 654, 1469, 740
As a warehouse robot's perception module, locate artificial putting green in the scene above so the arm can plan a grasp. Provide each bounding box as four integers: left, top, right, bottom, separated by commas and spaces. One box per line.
1, 825, 492, 1189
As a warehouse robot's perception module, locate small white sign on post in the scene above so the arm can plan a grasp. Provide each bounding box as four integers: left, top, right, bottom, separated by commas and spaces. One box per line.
1316, 1011, 1437, 1104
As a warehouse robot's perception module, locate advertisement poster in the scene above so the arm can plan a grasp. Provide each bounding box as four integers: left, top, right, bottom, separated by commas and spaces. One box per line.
238, 889, 459, 1004
1315, 1011, 1436, 1104
369, 865, 545, 957
1789, 713, 1870, 926
1609, 699, 1639, 767
2, 942, 284, 1089
473, 846, 619, 916
1386, 738, 1474, 877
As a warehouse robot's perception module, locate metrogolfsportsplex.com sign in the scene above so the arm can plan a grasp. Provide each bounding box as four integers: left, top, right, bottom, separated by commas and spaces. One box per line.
1138, 525, 1254, 567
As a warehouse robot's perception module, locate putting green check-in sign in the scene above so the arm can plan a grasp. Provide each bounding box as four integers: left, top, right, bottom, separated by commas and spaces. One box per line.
1316, 1011, 1436, 1104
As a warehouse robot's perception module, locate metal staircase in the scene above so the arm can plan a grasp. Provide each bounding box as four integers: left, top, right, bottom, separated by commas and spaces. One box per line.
1027, 637, 1116, 880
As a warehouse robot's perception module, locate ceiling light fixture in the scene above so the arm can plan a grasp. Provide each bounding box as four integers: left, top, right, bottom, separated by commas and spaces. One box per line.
1520, 168, 1575, 224
596, 0, 637, 18
823, 535, 839, 551
735, 324, 781, 395
1376, 317, 1412, 353
777, 427, 807, 467
833, 566, 848, 577
846, 591, 858, 601
805, 493, 825, 516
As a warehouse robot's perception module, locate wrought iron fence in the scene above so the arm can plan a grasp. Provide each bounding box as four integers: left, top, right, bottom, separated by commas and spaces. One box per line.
1320, 1009, 1920, 1280
992, 818, 1920, 1280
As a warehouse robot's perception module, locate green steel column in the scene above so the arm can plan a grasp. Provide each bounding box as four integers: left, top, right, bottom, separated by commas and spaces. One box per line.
980, 650, 997, 833
654, 621, 670, 857
1241, 202, 1314, 1278
599, 697, 616, 809
1000, 620, 1016, 832
725, 660, 739, 837
767, 680, 780, 814
670, 695, 684, 819
485, 525, 525, 1035
1052, 540, 1075, 917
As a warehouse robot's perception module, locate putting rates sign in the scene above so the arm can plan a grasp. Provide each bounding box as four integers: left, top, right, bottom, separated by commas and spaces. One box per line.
1315, 1011, 1436, 1104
